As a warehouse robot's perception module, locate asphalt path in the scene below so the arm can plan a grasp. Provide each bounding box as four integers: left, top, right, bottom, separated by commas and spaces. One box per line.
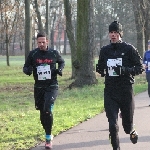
31, 91, 150, 150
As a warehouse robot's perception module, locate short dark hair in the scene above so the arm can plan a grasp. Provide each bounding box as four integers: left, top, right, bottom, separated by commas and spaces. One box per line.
36, 32, 48, 39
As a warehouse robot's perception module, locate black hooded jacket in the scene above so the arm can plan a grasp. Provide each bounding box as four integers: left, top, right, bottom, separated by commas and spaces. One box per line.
23, 48, 65, 87
96, 42, 143, 86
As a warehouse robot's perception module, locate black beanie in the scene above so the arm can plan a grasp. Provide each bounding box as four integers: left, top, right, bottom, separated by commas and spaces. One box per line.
109, 21, 123, 37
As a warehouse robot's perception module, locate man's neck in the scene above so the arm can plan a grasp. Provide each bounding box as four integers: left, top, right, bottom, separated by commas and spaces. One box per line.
111, 40, 122, 43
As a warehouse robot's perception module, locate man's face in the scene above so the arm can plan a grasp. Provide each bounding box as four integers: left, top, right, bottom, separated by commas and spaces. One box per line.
109, 31, 120, 43
37, 37, 48, 50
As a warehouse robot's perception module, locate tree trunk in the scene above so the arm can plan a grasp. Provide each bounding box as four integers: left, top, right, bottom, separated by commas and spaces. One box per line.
144, 2, 150, 51
71, 0, 97, 87
34, 0, 44, 32
6, 32, 10, 66
25, 0, 32, 60
5, 13, 10, 66
63, 28, 67, 55
45, 0, 50, 45
50, 13, 56, 49
132, 0, 145, 57
64, 0, 77, 79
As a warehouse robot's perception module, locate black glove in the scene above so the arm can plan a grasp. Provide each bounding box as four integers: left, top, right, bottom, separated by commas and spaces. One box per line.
113, 66, 133, 75
23, 66, 32, 76
112, 66, 121, 75
113, 66, 143, 76
96, 64, 100, 74
123, 67, 144, 76
96, 64, 105, 77
100, 71, 105, 77
55, 69, 62, 76
122, 66, 135, 75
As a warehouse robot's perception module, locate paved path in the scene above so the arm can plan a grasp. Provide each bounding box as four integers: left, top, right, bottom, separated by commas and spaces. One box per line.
31, 91, 150, 150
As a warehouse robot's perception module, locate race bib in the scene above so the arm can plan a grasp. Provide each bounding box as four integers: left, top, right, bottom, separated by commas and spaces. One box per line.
107, 58, 122, 76
148, 62, 150, 70
37, 65, 51, 80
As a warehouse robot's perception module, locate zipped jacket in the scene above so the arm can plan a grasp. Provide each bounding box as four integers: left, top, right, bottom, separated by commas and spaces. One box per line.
97, 42, 143, 86
23, 48, 65, 87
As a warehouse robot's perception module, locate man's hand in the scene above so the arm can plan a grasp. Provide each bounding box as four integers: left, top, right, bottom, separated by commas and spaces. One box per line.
23, 66, 32, 76
55, 69, 62, 76
145, 65, 148, 69
113, 65, 144, 76
96, 64, 105, 77
113, 66, 130, 75
112, 66, 121, 75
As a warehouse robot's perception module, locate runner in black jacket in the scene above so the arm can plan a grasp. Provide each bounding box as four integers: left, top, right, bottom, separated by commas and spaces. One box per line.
23, 32, 65, 149
96, 21, 143, 150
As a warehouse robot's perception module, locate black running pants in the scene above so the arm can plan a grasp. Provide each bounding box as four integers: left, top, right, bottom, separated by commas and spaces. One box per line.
104, 85, 134, 149
34, 86, 58, 135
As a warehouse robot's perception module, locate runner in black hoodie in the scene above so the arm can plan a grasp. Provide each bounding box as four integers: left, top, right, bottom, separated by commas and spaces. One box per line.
23, 32, 65, 149
96, 21, 143, 150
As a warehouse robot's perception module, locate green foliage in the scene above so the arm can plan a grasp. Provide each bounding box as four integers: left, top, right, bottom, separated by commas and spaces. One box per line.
0, 56, 147, 150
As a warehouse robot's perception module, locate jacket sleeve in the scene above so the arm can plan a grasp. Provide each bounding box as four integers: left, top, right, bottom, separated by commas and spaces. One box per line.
56, 51, 65, 72
96, 47, 105, 77
129, 46, 144, 75
23, 51, 33, 75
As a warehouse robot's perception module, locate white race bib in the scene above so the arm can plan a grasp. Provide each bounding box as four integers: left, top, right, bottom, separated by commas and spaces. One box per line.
37, 65, 51, 80
107, 58, 122, 76
148, 62, 150, 70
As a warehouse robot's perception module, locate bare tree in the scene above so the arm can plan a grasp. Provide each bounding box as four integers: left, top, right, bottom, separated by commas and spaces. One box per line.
0, 0, 19, 66
131, 0, 147, 57
33, 0, 44, 32
64, 0, 77, 78
45, 0, 50, 44
142, 0, 150, 51
25, 0, 32, 60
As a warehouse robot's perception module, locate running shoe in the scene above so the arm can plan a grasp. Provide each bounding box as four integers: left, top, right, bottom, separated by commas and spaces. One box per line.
130, 130, 138, 144
45, 140, 52, 149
